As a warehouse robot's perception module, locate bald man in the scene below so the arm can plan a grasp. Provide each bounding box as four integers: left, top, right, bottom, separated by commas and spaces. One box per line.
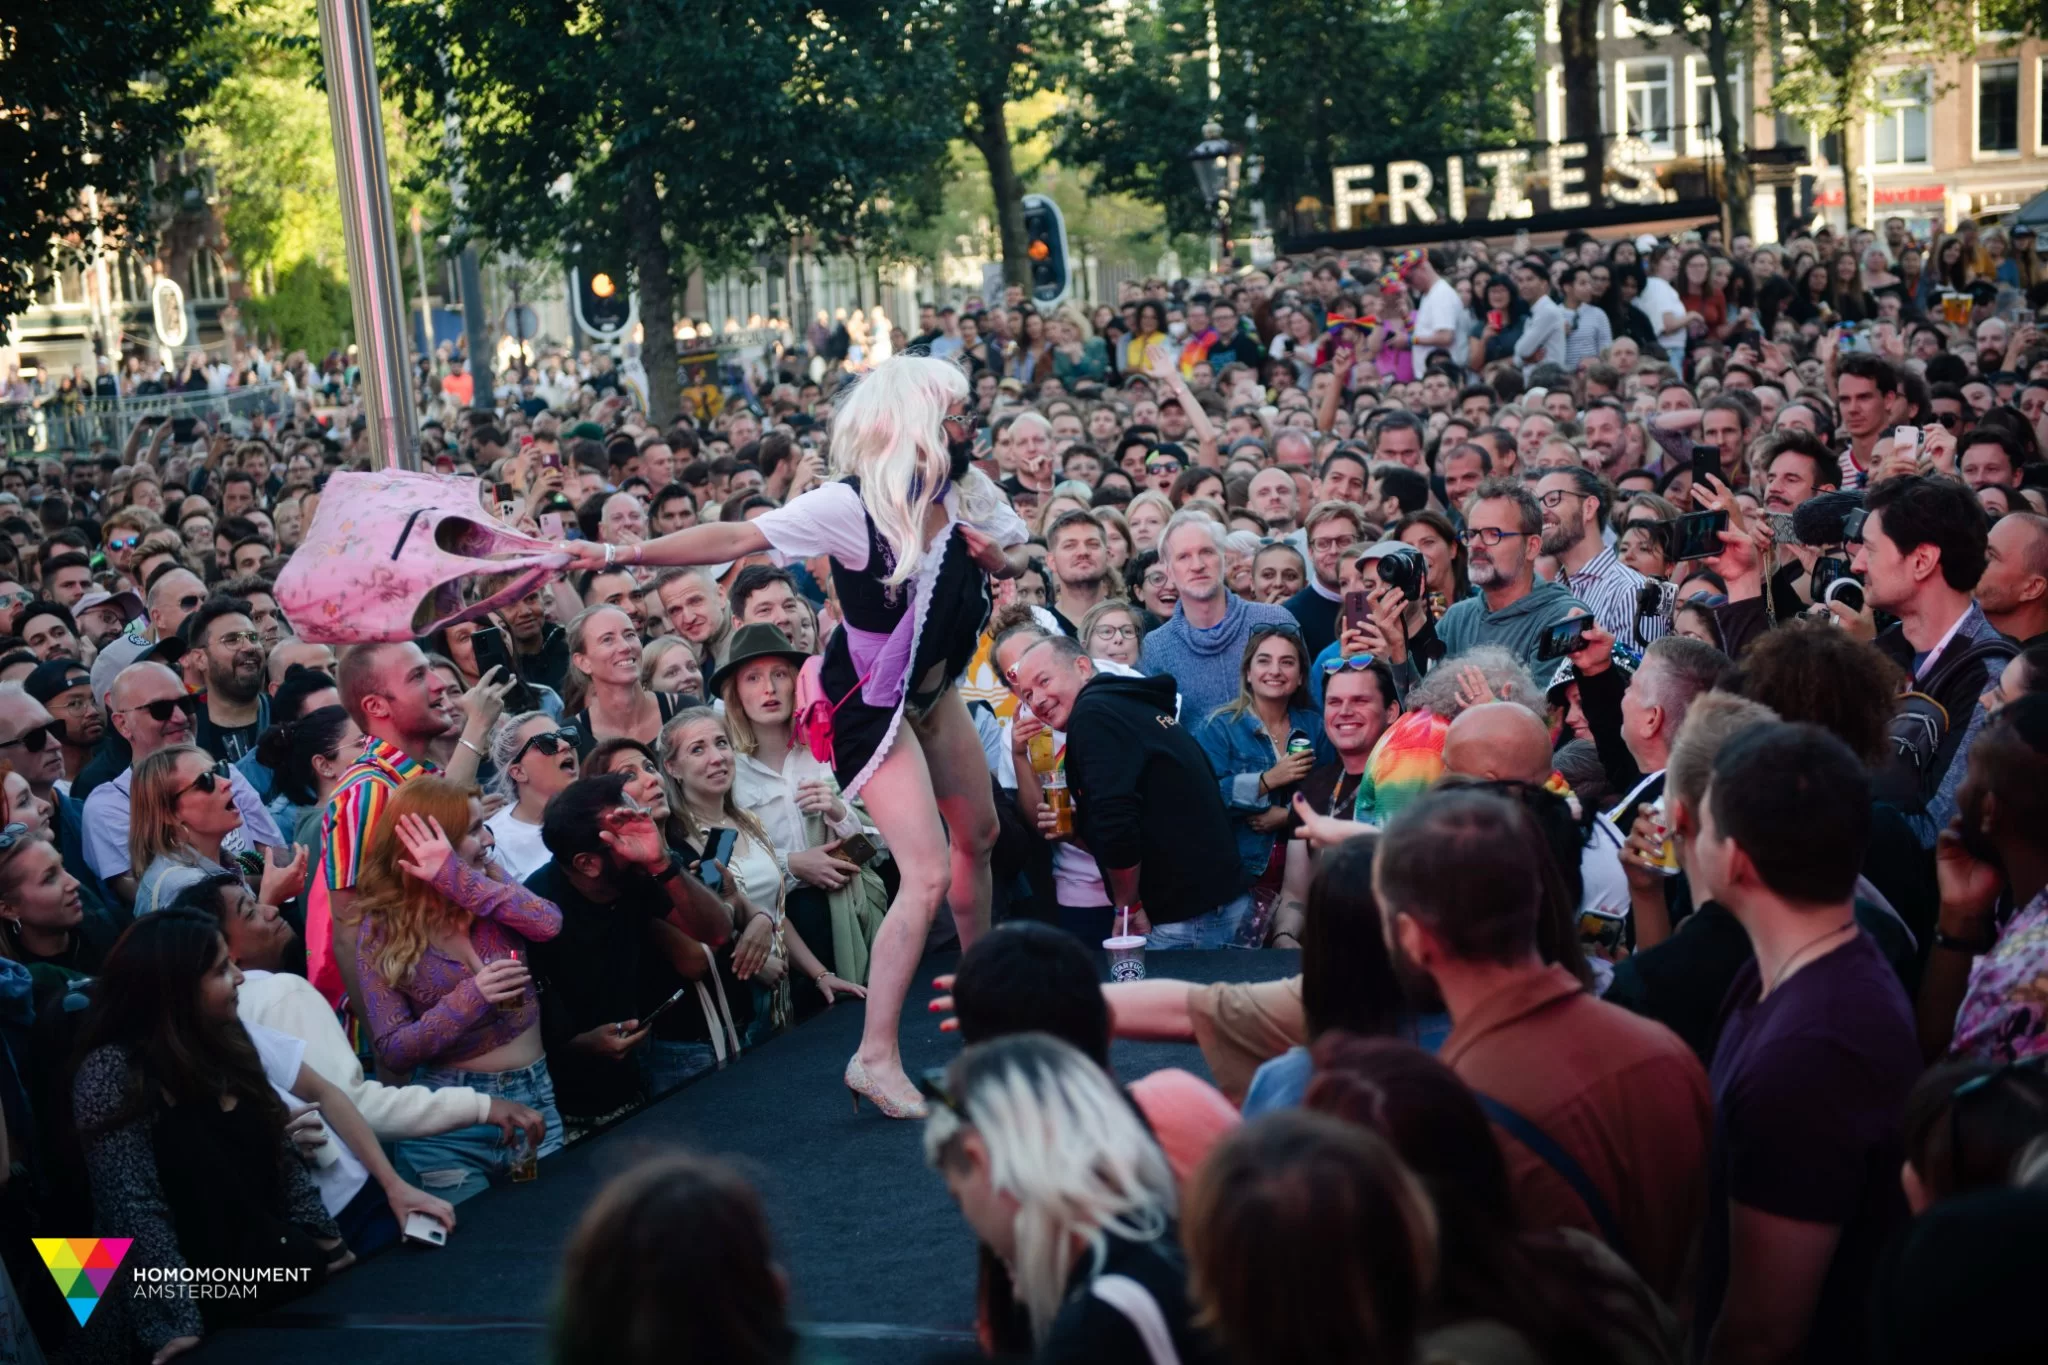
1440, 701, 1632, 925
1443, 702, 1554, 784
268, 638, 338, 693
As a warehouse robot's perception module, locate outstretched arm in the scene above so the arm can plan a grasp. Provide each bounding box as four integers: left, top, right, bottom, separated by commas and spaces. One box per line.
560, 519, 770, 572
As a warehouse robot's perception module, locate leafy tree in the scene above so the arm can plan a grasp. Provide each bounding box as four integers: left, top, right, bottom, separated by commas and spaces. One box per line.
1058, 0, 1534, 241
1621, 0, 1757, 236
239, 258, 354, 354
0, 0, 225, 329
1766, 0, 1976, 227
378, 0, 957, 423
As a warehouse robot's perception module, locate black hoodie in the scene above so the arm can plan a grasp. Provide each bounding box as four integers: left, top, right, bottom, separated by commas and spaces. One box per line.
1064, 672, 1245, 923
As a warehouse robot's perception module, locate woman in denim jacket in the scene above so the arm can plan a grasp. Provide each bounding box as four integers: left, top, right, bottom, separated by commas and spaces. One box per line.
1194, 624, 1325, 946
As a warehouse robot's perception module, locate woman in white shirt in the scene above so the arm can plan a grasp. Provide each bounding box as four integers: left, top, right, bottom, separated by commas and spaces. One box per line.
1636, 248, 1691, 368
659, 707, 862, 1040
714, 626, 884, 1015
483, 712, 580, 882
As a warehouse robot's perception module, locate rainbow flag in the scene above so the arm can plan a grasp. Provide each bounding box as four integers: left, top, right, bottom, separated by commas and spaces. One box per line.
33, 1237, 132, 1325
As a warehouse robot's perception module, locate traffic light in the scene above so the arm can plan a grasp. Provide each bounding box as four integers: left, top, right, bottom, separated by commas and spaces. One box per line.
1020, 194, 1070, 308
571, 264, 636, 339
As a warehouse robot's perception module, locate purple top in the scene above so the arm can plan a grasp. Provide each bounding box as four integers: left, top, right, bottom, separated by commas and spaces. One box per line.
751, 479, 1027, 711
356, 857, 564, 1074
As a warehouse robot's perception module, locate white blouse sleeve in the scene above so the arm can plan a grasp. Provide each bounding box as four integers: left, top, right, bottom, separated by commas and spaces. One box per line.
749, 480, 872, 570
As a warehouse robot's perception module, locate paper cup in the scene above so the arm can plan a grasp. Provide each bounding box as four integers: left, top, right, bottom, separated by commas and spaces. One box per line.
1103, 934, 1147, 981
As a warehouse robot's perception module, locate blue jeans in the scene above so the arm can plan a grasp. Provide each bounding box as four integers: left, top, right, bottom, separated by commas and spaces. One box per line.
1144, 892, 1257, 950
637, 1039, 719, 1101
393, 1056, 565, 1205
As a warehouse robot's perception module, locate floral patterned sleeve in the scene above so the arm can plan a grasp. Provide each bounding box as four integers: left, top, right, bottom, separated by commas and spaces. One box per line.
434, 857, 563, 943
74, 1046, 203, 1351
355, 918, 494, 1075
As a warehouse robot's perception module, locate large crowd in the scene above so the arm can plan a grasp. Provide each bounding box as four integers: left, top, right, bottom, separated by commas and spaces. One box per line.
1, 212, 2047, 1365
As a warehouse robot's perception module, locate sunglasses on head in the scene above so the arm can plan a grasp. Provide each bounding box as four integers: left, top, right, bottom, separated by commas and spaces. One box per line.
0, 721, 58, 753
127, 694, 203, 724
0, 823, 29, 855
177, 760, 234, 799
1320, 652, 1379, 676
916, 1067, 965, 1118
514, 730, 578, 764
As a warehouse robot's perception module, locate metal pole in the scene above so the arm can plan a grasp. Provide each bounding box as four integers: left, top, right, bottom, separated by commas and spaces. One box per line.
409, 204, 433, 359
316, 0, 418, 470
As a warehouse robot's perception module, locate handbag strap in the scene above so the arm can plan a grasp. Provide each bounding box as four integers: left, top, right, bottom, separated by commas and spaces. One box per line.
1089, 1274, 1182, 1365
1473, 1092, 1630, 1261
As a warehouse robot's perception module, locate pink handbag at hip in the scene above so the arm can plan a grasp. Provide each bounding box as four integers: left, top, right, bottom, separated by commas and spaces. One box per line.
274, 469, 570, 643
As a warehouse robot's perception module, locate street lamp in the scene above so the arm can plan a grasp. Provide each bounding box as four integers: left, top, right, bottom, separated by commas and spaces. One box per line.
1188, 120, 1241, 271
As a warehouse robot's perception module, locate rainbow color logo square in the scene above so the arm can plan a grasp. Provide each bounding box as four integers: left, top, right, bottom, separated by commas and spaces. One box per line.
32, 1238, 132, 1325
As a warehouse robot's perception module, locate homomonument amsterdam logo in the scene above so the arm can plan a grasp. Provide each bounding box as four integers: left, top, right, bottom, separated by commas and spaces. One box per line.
32, 1238, 132, 1325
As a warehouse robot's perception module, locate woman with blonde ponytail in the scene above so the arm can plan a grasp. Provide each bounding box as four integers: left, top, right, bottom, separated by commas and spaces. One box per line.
554, 355, 1032, 1117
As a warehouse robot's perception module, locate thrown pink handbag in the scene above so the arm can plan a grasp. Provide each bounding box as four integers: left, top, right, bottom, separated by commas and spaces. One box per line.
275, 469, 569, 643
793, 655, 871, 767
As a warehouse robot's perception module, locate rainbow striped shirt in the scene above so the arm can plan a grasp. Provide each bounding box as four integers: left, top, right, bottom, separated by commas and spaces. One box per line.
320, 737, 439, 891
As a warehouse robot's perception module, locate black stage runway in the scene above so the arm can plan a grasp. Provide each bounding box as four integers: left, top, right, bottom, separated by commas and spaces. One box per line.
206, 948, 1296, 1365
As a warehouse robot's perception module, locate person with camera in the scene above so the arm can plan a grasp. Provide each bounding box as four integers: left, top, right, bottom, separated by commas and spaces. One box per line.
1437, 479, 1590, 675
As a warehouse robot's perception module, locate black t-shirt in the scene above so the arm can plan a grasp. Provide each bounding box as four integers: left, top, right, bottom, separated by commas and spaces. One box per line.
518, 626, 571, 693
522, 860, 679, 1118
1287, 759, 1363, 835
1696, 930, 1921, 1363
1037, 1231, 1229, 1365
196, 706, 263, 764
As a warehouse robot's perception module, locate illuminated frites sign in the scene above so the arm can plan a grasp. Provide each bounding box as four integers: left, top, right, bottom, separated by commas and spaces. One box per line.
1328, 138, 1675, 230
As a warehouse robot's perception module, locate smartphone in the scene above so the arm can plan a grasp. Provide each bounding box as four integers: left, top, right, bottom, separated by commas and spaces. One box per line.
1535, 615, 1593, 661
170, 416, 199, 443
403, 1211, 448, 1247
494, 481, 515, 503
1670, 509, 1729, 562
541, 449, 562, 471
1690, 443, 1722, 489
469, 625, 537, 713
1341, 589, 1374, 634
539, 512, 565, 539
1766, 511, 1799, 543
1892, 425, 1923, 464
1578, 907, 1627, 952
696, 827, 738, 892
639, 983, 695, 1031
838, 832, 879, 867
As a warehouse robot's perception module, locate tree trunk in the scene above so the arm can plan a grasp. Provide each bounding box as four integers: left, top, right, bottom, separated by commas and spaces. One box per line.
970, 83, 1030, 290
1706, 24, 1752, 239
1557, 0, 1607, 197
1839, 113, 1866, 229
625, 168, 679, 426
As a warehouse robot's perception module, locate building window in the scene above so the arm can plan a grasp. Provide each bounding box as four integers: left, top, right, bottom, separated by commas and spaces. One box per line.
1621, 59, 1674, 152
1979, 61, 2020, 155
1695, 62, 1744, 150
1871, 69, 1931, 168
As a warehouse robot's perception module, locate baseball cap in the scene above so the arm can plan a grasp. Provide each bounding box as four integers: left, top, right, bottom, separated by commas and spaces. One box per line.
89, 620, 158, 709
1635, 233, 1660, 252
23, 659, 91, 708
75, 588, 144, 623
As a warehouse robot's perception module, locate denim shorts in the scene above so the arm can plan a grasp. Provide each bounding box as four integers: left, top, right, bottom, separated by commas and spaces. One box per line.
637, 1039, 719, 1102
393, 1056, 565, 1205
1144, 892, 1257, 950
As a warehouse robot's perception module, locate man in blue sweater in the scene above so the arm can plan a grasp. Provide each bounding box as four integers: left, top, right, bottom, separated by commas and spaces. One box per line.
1438, 478, 1588, 674
1139, 512, 1299, 721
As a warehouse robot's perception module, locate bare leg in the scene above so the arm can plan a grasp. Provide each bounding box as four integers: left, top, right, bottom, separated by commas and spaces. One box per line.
913, 687, 998, 951
847, 725, 951, 1104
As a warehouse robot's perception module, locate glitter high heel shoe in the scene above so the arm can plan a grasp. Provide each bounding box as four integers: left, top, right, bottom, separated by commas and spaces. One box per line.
844, 1057, 928, 1119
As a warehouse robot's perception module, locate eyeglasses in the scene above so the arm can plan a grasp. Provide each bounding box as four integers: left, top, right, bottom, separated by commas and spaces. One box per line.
1320, 652, 1379, 676
1091, 624, 1139, 643
177, 760, 233, 799
106, 535, 141, 552
514, 730, 578, 764
124, 694, 203, 724
47, 691, 94, 714
1932, 411, 1961, 429
1536, 489, 1591, 510
1459, 527, 1530, 547
172, 593, 203, 614
0, 722, 55, 753
1144, 460, 1181, 474
210, 629, 262, 651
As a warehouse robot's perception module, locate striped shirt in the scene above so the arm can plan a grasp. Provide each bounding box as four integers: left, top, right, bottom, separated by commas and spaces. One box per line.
1565, 546, 1668, 646
320, 736, 439, 891
1565, 304, 1612, 370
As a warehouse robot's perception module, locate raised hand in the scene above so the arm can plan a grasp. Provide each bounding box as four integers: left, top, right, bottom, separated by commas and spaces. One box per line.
259, 843, 309, 907
393, 812, 457, 883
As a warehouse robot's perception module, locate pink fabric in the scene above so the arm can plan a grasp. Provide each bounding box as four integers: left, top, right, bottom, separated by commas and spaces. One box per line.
275, 470, 568, 642
1127, 1067, 1244, 1189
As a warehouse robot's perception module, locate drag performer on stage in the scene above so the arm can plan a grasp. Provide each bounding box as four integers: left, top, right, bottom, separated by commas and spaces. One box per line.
558, 355, 1030, 1117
